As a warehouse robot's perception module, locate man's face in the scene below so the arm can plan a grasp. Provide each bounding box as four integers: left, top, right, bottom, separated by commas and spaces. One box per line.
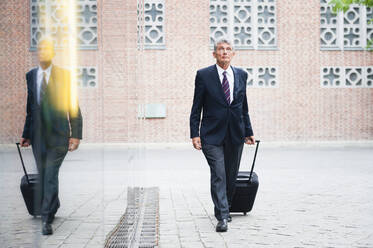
37, 40, 55, 63
213, 42, 235, 65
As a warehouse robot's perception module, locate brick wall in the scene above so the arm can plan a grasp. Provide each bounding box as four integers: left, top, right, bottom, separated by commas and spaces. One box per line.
0, 0, 372, 144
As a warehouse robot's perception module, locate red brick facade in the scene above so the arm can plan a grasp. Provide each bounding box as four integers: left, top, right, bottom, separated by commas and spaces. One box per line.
1, 0, 372, 143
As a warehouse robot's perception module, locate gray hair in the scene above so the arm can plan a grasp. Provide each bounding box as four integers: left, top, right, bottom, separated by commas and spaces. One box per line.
38, 36, 55, 48
213, 38, 234, 52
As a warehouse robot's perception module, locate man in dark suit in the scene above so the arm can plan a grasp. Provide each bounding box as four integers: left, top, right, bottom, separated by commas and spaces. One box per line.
190, 38, 255, 232
20, 38, 83, 235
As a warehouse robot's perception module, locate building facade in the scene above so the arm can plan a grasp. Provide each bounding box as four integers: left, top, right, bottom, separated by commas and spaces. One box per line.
0, 0, 372, 143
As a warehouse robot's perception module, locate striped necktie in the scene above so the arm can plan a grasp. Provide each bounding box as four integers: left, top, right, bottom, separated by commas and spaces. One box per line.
40, 72, 47, 104
222, 71, 230, 104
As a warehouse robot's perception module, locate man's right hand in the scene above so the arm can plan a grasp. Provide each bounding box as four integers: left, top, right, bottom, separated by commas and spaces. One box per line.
20, 138, 30, 147
192, 137, 202, 150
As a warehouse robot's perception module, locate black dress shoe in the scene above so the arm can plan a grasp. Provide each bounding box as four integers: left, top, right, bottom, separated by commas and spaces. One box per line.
216, 219, 228, 232
42, 222, 53, 235
227, 215, 232, 222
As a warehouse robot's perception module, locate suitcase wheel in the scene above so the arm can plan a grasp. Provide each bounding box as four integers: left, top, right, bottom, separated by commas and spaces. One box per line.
243, 212, 247, 216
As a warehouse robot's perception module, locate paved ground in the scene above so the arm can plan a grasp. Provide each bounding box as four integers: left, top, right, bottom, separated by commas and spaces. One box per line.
0, 142, 373, 248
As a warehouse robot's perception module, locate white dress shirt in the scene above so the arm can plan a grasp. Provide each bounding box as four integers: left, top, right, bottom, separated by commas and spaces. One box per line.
37, 65, 52, 104
216, 64, 234, 103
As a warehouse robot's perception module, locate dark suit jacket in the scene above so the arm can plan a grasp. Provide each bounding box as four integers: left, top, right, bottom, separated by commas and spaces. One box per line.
22, 65, 83, 147
190, 65, 253, 145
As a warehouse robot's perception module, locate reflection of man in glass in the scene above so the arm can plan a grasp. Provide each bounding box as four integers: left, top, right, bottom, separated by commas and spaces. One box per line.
20, 38, 83, 235
190, 38, 255, 232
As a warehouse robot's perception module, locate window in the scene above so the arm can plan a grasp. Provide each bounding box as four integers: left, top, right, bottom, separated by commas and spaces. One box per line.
77, 67, 97, 88
137, 0, 165, 49
320, 0, 373, 50
30, 0, 98, 50
210, 0, 277, 50
240, 66, 278, 87
321, 67, 373, 87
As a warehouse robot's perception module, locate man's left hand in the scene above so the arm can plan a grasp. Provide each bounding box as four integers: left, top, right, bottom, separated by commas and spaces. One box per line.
68, 138, 80, 151
245, 136, 255, 145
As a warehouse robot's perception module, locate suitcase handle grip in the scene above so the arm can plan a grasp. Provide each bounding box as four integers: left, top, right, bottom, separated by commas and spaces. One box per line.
249, 140, 260, 182
16, 143, 30, 184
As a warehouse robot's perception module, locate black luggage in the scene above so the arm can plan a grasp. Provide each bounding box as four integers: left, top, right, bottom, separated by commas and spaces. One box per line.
16, 143, 41, 216
230, 140, 260, 215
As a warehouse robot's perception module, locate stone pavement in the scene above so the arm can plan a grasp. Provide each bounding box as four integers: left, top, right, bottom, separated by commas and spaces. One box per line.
1, 142, 373, 248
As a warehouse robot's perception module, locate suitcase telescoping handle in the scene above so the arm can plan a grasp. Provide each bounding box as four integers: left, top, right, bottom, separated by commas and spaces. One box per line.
16, 142, 30, 184
248, 140, 260, 182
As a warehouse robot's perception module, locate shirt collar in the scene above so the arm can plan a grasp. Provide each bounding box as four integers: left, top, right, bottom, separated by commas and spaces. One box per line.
216, 64, 233, 76
38, 64, 52, 76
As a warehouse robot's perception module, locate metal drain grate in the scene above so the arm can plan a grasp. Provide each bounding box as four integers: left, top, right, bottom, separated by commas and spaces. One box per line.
104, 187, 159, 248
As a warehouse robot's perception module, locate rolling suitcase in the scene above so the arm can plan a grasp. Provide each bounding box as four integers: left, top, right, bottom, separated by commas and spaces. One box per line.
230, 140, 260, 215
16, 143, 41, 216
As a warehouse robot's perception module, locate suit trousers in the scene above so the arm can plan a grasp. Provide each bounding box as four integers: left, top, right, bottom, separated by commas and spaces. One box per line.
32, 135, 68, 223
202, 131, 244, 221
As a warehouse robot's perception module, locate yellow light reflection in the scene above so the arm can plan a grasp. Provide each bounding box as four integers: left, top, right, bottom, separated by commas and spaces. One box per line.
39, 0, 79, 117
65, 0, 79, 117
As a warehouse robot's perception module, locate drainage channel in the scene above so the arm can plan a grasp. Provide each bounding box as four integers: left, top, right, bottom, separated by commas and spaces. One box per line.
104, 187, 159, 248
